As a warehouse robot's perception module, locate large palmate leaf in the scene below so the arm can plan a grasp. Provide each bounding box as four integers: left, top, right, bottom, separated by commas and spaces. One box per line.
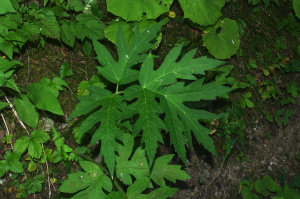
106, 0, 173, 21
70, 19, 233, 176
178, 0, 225, 26
123, 46, 233, 165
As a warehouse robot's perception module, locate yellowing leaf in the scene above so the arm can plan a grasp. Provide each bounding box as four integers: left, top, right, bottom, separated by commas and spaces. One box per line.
281, 57, 289, 64
209, 129, 217, 135
168, 10, 176, 18
50, 178, 57, 183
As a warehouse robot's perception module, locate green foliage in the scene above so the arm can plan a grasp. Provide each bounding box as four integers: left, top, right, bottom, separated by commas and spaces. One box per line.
59, 133, 190, 198
69, 20, 233, 176
14, 130, 50, 158
240, 175, 300, 199
59, 63, 73, 79
0, 150, 23, 177
202, 18, 240, 59
240, 92, 254, 109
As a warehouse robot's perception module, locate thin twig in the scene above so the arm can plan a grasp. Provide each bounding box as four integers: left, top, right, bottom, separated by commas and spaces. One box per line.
42, 143, 51, 199
1, 113, 13, 149
27, 49, 30, 83
4, 94, 29, 135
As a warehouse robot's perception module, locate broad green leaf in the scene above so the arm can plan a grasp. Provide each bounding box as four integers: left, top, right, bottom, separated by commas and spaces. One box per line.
0, 102, 10, 110
106, 0, 172, 21
0, 13, 22, 30
21, 22, 40, 41
58, 161, 112, 198
69, 0, 84, 12
35, 17, 60, 39
104, 21, 134, 46
202, 18, 240, 59
179, 0, 225, 26
27, 83, 64, 115
104, 19, 162, 48
14, 94, 39, 128
0, 0, 16, 14
61, 23, 75, 47
75, 14, 105, 41
0, 37, 13, 59
14, 130, 49, 158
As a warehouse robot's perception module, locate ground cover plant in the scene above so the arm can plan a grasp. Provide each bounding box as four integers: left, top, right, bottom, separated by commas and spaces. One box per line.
0, 0, 300, 198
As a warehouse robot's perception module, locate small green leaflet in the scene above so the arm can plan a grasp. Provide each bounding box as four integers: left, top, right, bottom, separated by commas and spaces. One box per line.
25, 175, 45, 194
14, 129, 49, 158
0, 150, 23, 177
52, 130, 73, 163
105, 178, 178, 199
59, 62, 73, 79
39, 77, 68, 97
116, 133, 191, 186
58, 161, 112, 199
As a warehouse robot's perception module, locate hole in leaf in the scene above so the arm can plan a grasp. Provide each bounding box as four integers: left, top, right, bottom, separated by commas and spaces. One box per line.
159, 1, 162, 5
216, 27, 222, 34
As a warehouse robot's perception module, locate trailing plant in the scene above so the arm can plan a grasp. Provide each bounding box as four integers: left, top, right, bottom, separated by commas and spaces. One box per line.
239, 174, 300, 199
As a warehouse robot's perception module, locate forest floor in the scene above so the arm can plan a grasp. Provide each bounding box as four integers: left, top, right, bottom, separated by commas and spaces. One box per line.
1, 0, 300, 198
